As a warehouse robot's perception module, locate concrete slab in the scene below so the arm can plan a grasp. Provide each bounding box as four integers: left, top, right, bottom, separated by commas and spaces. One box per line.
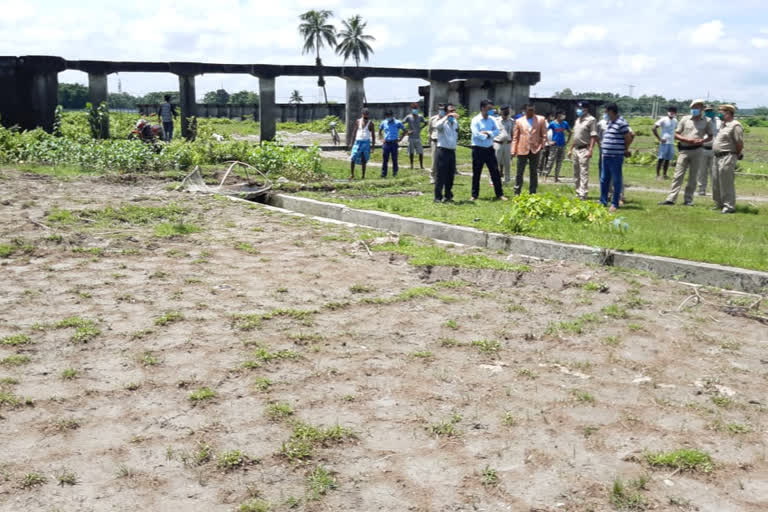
266, 193, 768, 294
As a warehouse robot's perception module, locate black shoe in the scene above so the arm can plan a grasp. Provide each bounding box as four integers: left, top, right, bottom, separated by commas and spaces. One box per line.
683, 201, 694, 206
433, 198, 442, 203
658, 200, 674, 205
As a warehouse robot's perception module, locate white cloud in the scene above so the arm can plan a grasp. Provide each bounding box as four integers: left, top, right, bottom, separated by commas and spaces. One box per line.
563, 25, 607, 47
689, 20, 724, 46
618, 54, 657, 74
751, 37, 768, 48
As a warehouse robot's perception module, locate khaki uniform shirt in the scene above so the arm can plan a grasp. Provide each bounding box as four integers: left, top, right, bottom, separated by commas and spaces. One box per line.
494, 117, 513, 143
572, 115, 597, 148
676, 115, 713, 144
712, 120, 744, 153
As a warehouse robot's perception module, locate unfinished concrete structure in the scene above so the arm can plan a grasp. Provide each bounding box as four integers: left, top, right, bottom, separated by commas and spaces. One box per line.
0, 55, 540, 145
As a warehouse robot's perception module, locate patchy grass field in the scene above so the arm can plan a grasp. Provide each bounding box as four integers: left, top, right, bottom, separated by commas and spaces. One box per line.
1, 170, 767, 512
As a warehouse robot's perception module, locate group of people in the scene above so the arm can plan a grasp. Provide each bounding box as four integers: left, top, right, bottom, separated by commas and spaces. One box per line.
348, 97, 745, 213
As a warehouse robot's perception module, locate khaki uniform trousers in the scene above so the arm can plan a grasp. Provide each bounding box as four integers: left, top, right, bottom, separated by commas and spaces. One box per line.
430, 139, 438, 181
699, 148, 714, 195
545, 145, 567, 178
494, 141, 512, 183
665, 147, 706, 204
572, 147, 592, 199
713, 153, 737, 211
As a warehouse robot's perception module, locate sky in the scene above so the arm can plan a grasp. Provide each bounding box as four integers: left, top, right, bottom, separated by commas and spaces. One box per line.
2, 0, 767, 107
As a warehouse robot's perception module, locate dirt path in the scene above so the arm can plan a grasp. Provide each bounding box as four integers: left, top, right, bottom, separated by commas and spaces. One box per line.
1, 170, 766, 512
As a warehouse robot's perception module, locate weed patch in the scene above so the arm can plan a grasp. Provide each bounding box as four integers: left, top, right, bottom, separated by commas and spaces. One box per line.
1, 334, 31, 346
644, 449, 713, 473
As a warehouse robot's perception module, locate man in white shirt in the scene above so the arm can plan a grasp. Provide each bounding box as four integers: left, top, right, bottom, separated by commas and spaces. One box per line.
428, 105, 445, 184
652, 106, 678, 180
433, 103, 460, 202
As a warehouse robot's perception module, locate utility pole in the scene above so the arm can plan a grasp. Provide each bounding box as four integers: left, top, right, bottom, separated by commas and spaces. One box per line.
625, 84, 636, 98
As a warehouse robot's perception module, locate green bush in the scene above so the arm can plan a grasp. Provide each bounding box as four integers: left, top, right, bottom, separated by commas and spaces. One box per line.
499, 192, 615, 233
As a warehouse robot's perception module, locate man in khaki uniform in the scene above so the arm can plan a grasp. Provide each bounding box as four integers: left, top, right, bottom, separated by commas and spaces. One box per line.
428, 104, 445, 184
659, 99, 713, 206
699, 104, 721, 196
493, 105, 514, 185
712, 104, 743, 214
568, 101, 598, 200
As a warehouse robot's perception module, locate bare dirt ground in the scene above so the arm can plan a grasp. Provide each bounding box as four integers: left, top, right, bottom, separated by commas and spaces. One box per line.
1, 170, 767, 512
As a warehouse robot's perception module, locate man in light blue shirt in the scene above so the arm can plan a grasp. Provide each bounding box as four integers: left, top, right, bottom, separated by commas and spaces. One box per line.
470, 99, 507, 201
378, 109, 406, 178
433, 103, 460, 202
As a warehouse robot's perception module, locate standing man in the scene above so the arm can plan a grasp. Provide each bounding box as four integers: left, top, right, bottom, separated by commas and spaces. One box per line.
711, 104, 743, 214
568, 102, 598, 200
493, 105, 514, 185
600, 103, 633, 212
349, 108, 375, 180
544, 110, 572, 181
403, 102, 427, 170
434, 103, 460, 203
157, 94, 178, 142
428, 104, 445, 184
699, 104, 721, 196
652, 106, 677, 180
537, 112, 555, 176
470, 99, 508, 201
379, 109, 406, 178
511, 103, 548, 195
659, 99, 713, 206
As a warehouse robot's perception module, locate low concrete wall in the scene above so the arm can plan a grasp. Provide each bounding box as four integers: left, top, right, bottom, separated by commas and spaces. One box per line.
266, 194, 768, 294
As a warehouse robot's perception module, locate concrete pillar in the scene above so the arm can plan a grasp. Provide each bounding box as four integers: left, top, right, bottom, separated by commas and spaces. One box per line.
344, 78, 365, 147
428, 80, 449, 117
87, 73, 109, 138
29, 72, 59, 132
0, 57, 20, 128
510, 83, 531, 112
258, 76, 276, 142
178, 74, 197, 140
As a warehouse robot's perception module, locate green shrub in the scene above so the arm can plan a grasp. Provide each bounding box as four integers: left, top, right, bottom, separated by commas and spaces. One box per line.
499, 192, 615, 233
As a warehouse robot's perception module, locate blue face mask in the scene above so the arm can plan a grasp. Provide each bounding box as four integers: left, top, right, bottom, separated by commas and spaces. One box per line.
438, 109, 446, 116
412, 109, 419, 115
576, 109, 583, 117
488, 109, 495, 116
691, 109, 701, 116
603, 113, 609, 121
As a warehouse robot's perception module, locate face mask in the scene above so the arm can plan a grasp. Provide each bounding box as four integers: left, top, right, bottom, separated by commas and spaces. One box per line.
603, 113, 609, 121
387, 117, 393, 122
576, 109, 583, 117
488, 109, 495, 116
412, 109, 419, 115
717, 113, 724, 120
705, 111, 715, 119
691, 109, 701, 116
438, 109, 445, 116
668, 112, 675, 118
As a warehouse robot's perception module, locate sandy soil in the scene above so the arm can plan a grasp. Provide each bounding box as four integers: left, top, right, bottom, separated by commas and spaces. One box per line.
0, 170, 766, 512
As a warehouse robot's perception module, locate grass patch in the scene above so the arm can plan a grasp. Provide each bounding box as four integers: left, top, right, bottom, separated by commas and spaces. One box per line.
470, 339, 501, 354
602, 304, 629, 319
0, 391, 32, 407
60, 369, 78, 380
20, 472, 47, 489
370, 236, 529, 272
571, 389, 596, 404
217, 450, 253, 471
1, 334, 31, 346
235, 242, 260, 254
188, 387, 216, 402
253, 377, 273, 392
155, 311, 184, 326
428, 413, 462, 437
546, 313, 600, 336
1, 354, 30, 366
349, 283, 375, 293
280, 421, 356, 462
56, 469, 78, 486
265, 402, 295, 421
610, 477, 649, 510
242, 345, 301, 368
480, 466, 499, 486
233, 309, 316, 330
410, 350, 434, 359
238, 499, 271, 512
306, 466, 337, 500
644, 449, 713, 473
71, 325, 101, 343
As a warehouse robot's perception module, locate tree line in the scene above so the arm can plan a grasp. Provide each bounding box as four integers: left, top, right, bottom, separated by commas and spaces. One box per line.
57, 83, 260, 110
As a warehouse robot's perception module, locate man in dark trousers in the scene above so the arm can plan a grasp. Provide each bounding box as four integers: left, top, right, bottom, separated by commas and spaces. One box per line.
469, 99, 508, 201
433, 103, 460, 203
157, 95, 178, 142
378, 110, 406, 178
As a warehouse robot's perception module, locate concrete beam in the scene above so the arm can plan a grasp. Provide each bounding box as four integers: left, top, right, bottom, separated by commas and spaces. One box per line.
428, 80, 450, 119
258, 76, 276, 142
344, 78, 365, 147
178, 74, 197, 140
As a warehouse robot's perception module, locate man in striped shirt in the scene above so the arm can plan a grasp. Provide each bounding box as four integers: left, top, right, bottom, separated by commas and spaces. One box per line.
599, 103, 633, 211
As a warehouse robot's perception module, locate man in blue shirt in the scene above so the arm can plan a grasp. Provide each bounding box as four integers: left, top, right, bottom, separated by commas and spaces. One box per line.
378, 109, 406, 178
470, 99, 508, 201
600, 102, 633, 211
433, 103, 460, 202
544, 110, 571, 181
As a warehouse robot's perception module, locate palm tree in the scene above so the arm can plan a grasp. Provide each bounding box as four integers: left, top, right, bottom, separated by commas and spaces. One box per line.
298, 9, 336, 104
289, 90, 303, 105
336, 15, 375, 67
